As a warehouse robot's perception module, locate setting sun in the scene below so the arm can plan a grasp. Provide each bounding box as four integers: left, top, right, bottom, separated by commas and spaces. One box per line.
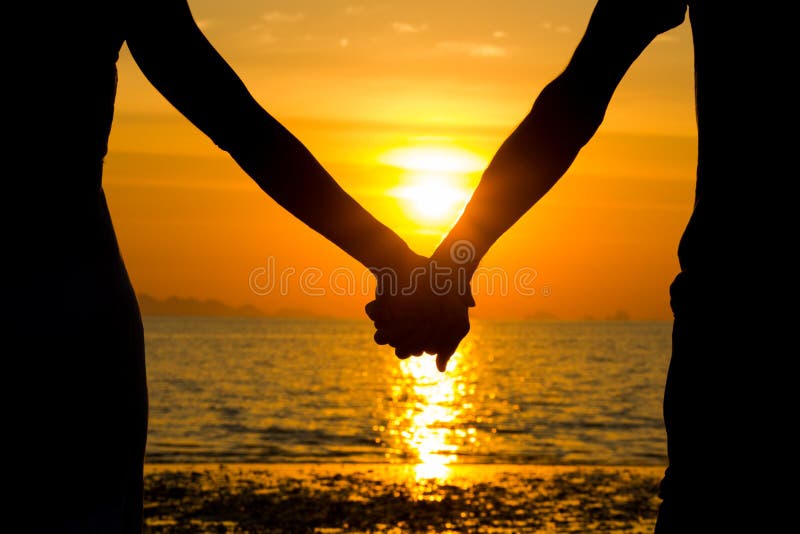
380, 146, 487, 174
391, 175, 471, 222
382, 146, 484, 228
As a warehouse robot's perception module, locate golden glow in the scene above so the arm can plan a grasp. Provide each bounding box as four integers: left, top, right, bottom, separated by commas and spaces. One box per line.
383, 350, 479, 487
380, 146, 487, 174
391, 174, 470, 222
405, 353, 460, 481
384, 146, 483, 227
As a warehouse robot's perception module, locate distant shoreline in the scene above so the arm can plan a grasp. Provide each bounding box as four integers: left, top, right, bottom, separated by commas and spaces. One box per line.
138, 293, 329, 319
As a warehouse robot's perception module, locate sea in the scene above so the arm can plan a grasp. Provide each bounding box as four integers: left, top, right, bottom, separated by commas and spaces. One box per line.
144, 317, 670, 468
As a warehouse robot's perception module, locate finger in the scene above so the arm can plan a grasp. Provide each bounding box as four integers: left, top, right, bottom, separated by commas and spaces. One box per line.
374, 328, 393, 345
401, 317, 434, 358
381, 309, 420, 348
424, 300, 456, 356
373, 311, 414, 346
395, 346, 413, 360
423, 316, 455, 357
435, 342, 459, 372
391, 307, 428, 358
431, 306, 470, 372
375, 323, 418, 347
372, 319, 392, 331
365, 300, 392, 322
364, 300, 379, 320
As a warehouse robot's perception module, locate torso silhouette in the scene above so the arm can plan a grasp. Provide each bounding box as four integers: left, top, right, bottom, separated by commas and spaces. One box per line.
9, 2, 405, 530
678, 1, 753, 276
10, 4, 145, 532
656, 1, 789, 528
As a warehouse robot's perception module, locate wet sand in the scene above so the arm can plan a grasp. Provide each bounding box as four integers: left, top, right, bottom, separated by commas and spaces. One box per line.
144, 464, 663, 533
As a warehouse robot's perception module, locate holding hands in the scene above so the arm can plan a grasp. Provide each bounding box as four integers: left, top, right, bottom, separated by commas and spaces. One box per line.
366, 243, 476, 372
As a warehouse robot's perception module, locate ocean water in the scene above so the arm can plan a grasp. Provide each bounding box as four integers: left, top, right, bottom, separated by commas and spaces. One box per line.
144, 317, 670, 467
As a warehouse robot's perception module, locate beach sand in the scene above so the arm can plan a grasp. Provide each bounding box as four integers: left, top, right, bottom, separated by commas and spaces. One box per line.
144, 464, 663, 533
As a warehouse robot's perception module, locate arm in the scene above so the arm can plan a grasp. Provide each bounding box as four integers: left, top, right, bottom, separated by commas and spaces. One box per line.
368, 0, 687, 370
125, 0, 416, 272
432, 0, 687, 275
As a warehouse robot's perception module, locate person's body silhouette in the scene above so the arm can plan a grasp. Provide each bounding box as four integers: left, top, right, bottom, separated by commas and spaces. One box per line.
8, 2, 425, 532
370, 0, 790, 530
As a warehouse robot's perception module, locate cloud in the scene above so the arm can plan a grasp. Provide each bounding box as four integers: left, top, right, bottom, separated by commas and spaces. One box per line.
492, 30, 507, 39
392, 22, 428, 34
258, 32, 277, 45
245, 23, 277, 44
263, 11, 305, 23
343, 5, 364, 16
437, 41, 509, 58
541, 21, 570, 33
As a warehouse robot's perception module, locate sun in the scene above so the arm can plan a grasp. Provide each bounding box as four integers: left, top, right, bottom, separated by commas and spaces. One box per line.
380, 146, 486, 174
382, 146, 485, 226
392, 175, 470, 221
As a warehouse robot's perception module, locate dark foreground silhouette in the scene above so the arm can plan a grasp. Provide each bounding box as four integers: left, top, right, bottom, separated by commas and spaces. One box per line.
8, 2, 424, 532
369, 1, 791, 531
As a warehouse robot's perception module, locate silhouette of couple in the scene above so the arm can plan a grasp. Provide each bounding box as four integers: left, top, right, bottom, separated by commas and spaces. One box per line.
10, 1, 786, 532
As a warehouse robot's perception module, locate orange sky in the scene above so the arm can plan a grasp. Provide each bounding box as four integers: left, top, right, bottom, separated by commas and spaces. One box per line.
104, 0, 698, 320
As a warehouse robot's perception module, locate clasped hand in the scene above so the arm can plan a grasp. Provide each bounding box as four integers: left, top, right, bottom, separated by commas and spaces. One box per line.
365, 253, 474, 372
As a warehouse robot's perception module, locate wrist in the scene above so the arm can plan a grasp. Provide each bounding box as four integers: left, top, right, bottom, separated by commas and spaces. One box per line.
429, 244, 477, 307
362, 230, 415, 272
432, 239, 479, 280
368, 242, 428, 298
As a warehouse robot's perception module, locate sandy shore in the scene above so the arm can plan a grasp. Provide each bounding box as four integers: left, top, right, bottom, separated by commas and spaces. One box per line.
144, 463, 663, 533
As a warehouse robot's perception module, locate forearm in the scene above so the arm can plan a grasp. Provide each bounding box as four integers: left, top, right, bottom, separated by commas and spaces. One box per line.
431, 0, 676, 277
432, 73, 607, 276
128, 3, 413, 273
230, 115, 413, 271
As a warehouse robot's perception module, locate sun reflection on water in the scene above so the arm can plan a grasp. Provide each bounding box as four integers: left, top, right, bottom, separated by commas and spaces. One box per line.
381, 347, 479, 487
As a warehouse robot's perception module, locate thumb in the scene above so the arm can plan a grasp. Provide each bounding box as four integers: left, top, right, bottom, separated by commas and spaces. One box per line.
435, 346, 457, 373
364, 300, 379, 320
